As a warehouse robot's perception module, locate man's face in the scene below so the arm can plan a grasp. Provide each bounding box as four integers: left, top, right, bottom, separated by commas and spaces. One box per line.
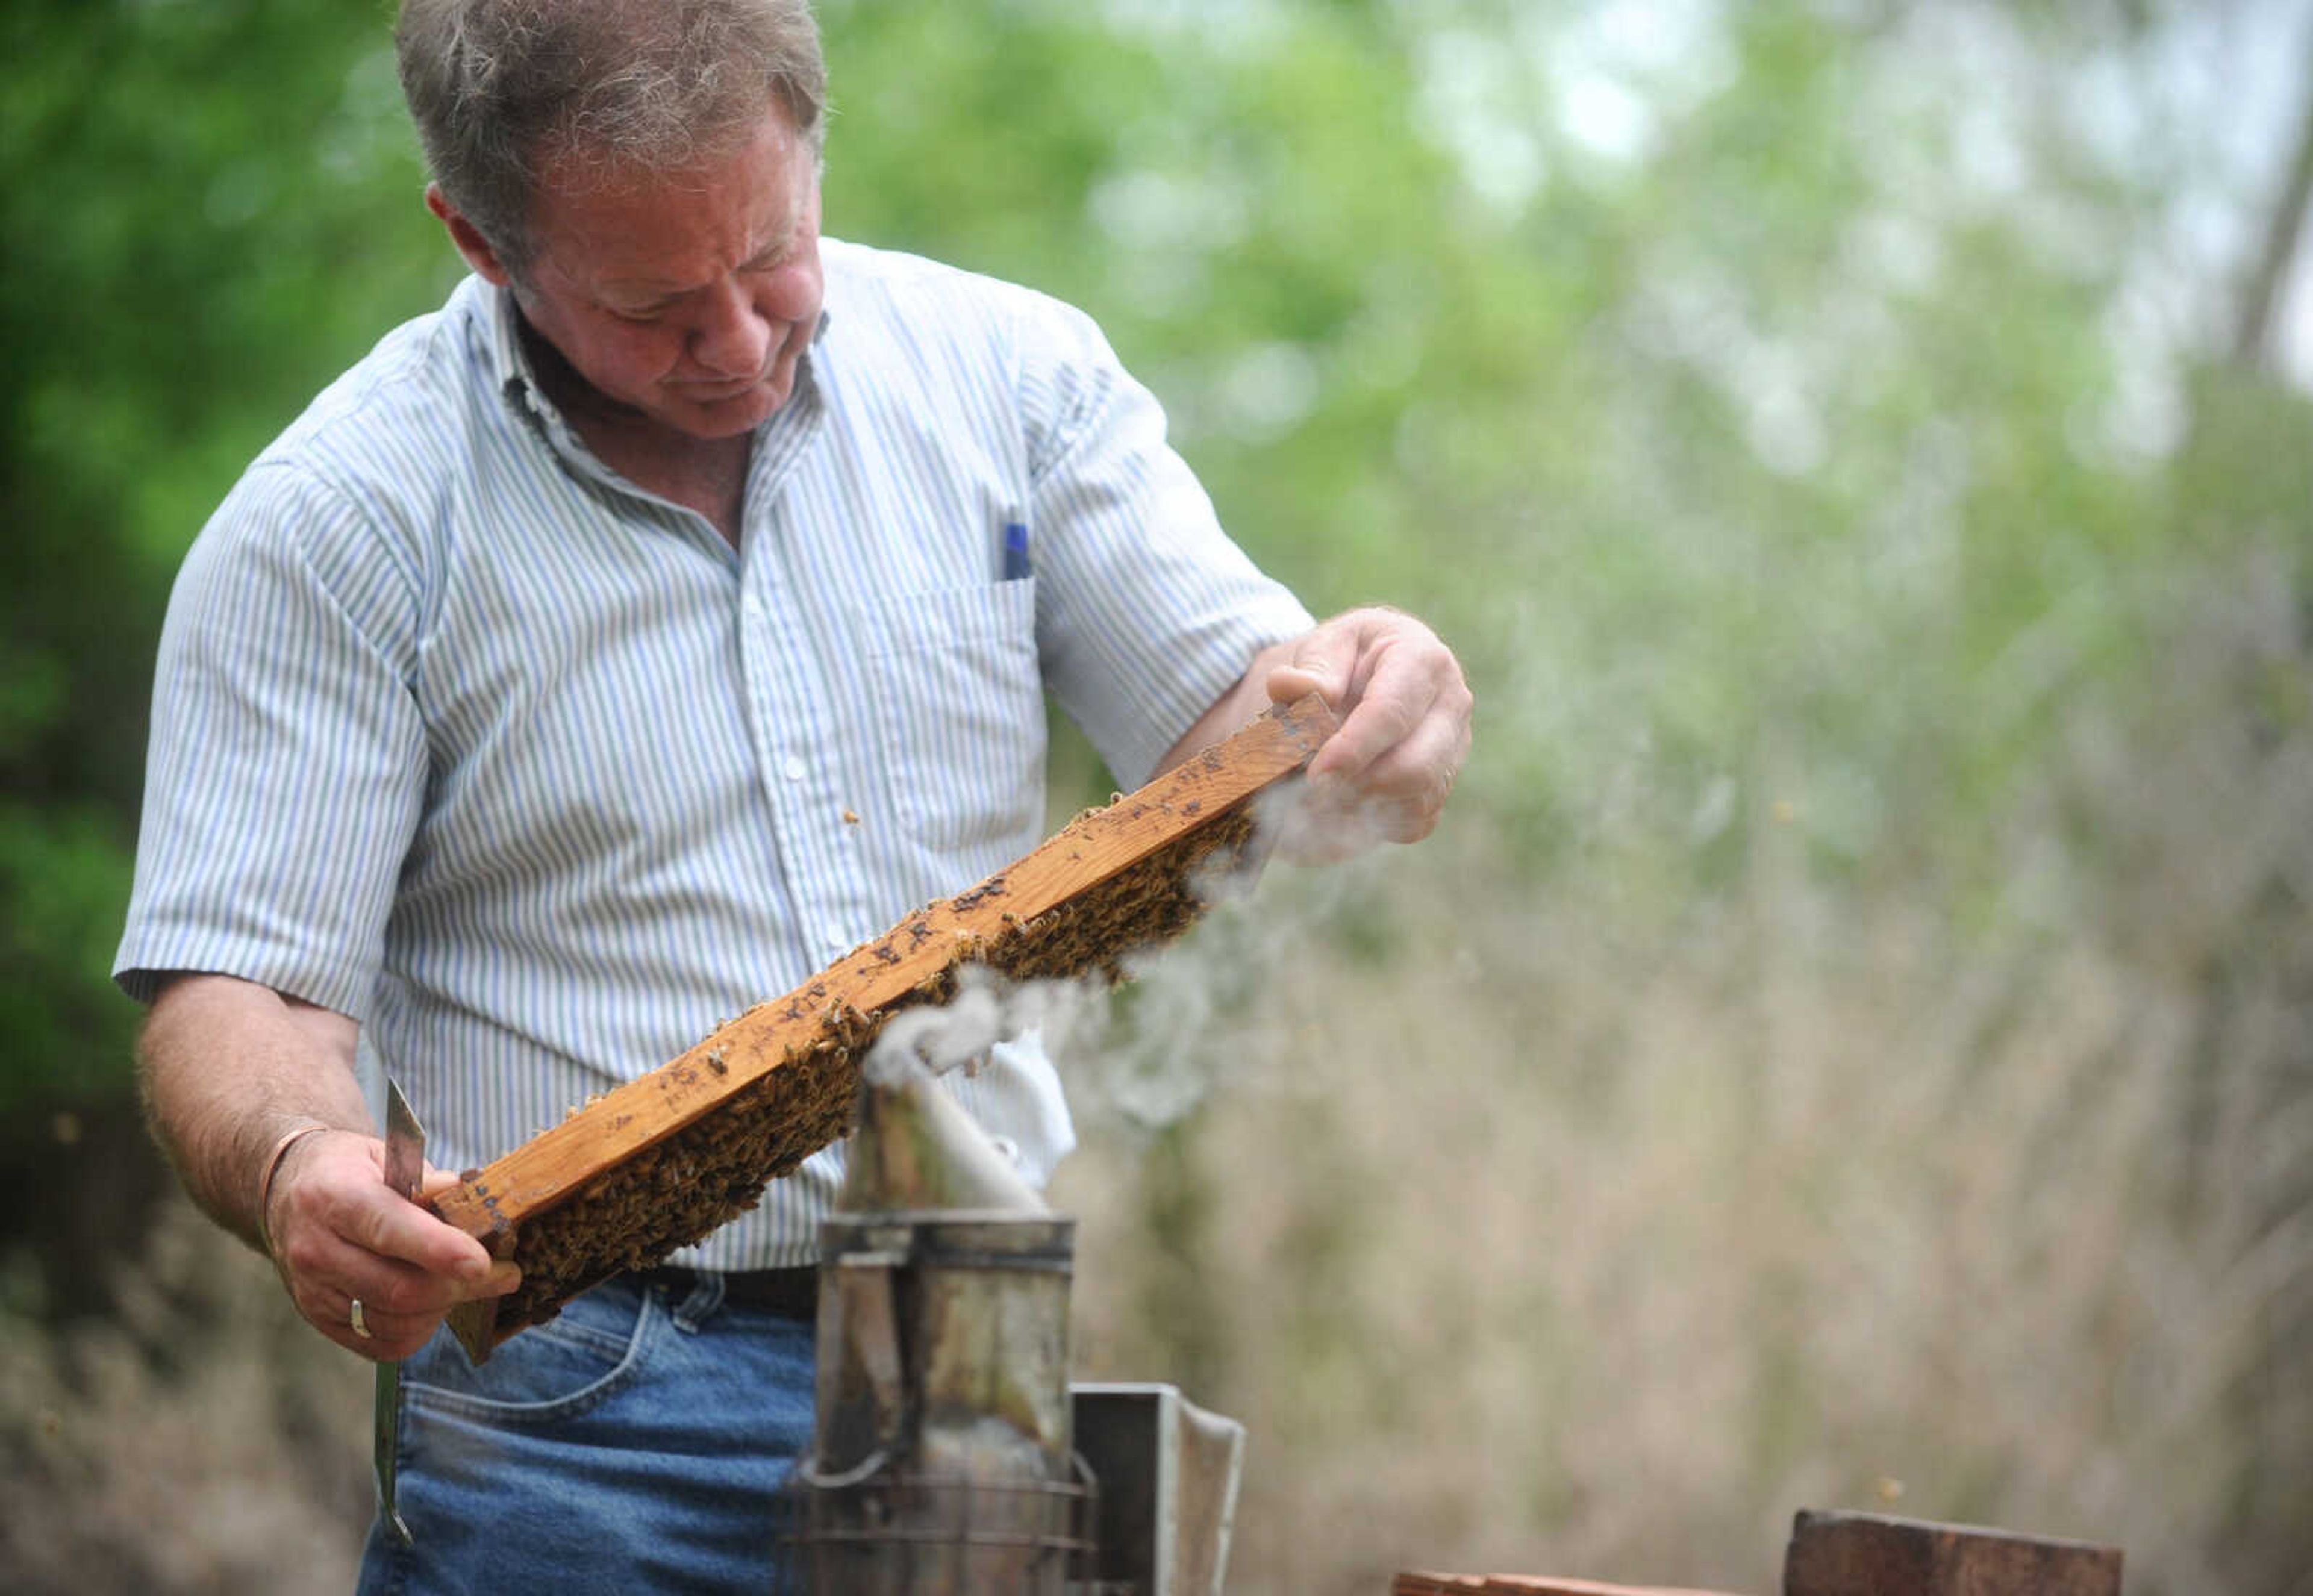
457, 108, 825, 443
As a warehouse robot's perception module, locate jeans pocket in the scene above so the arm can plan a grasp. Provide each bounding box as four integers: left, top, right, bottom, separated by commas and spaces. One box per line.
855, 580, 1044, 856
403, 1280, 654, 1425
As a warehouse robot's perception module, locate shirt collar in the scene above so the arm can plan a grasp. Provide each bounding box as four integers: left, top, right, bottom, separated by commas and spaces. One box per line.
479, 277, 834, 421
467, 274, 836, 510
477, 278, 537, 412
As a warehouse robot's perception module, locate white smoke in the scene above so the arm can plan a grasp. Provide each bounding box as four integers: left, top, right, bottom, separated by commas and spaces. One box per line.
863, 964, 1101, 1085
861, 779, 1397, 1140
1057, 782, 1389, 1138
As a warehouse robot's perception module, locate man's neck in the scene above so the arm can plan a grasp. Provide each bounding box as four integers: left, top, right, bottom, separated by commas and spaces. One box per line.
516, 311, 753, 547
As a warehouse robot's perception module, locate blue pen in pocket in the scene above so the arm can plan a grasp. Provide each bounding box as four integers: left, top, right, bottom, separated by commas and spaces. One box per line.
1001, 520, 1032, 582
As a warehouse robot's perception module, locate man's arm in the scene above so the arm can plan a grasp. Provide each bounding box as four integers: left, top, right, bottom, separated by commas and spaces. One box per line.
1159, 605, 1474, 863
139, 973, 517, 1360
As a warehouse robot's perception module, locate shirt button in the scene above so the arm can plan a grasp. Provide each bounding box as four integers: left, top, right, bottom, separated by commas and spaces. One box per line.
782, 754, 807, 782
823, 928, 850, 955
743, 594, 763, 617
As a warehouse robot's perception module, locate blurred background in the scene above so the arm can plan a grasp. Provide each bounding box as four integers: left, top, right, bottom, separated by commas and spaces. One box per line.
4, 0, 2310, 1591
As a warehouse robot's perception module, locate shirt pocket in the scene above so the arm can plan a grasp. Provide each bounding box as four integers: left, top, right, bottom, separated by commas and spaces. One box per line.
852, 579, 1044, 857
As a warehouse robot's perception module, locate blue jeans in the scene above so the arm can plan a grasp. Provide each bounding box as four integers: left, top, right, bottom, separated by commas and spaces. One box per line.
357, 1273, 816, 1595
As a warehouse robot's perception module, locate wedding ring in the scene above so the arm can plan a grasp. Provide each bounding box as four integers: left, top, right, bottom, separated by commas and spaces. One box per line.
350, 1298, 372, 1339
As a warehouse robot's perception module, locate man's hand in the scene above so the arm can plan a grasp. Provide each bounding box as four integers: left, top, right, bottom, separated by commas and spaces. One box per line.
137, 973, 523, 1364
1157, 605, 1473, 864
1262, 606, 1472, 861
262, 1129, 520, 1361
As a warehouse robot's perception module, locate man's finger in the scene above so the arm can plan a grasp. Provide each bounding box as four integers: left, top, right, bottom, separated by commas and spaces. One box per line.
1311, 613, 1470, 781
341, 1252, 524, 1317
276, 1146, 496, 1286
1307, 647, 1437, 784
297, 1226, 522, 1315
308, 1294, 447, 1364
1265, 609, 1466, 782
419, 1161, 467, 1199
351, 1185, 499, 1283
284, 1227, 520, 1359
1265, 615, 1376, 708
1268, 686, 1468, 863
1339, 710, 1466, 842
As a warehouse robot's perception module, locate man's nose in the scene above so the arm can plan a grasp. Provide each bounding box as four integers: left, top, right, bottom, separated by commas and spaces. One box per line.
689, 277, 773, 377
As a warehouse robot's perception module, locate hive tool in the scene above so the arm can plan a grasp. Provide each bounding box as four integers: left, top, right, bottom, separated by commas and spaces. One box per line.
376, 1077, 423, 1547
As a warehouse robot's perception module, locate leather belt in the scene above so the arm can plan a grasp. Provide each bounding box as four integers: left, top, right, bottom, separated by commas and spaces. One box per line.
638, 1266, 819, 1320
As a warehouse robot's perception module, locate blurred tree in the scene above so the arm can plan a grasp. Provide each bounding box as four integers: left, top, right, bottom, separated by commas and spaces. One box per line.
0, 0, 455, 1307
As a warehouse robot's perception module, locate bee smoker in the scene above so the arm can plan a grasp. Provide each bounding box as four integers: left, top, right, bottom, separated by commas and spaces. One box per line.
783, 1046, 1094, 1594
781, 1039, 1247, 1595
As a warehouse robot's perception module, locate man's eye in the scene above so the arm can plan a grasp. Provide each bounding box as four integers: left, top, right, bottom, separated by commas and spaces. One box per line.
607, 304, 672, 324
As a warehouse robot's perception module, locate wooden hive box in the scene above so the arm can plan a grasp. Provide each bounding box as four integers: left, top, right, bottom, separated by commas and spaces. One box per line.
1393, 1509, 2123, 1596
429, 694, 1339, 1360
1782, 1510, 2122, 1596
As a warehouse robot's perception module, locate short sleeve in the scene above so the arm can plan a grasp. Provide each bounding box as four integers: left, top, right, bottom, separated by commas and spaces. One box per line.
1016, 296, 1314, 788
114, 463, 428, 1018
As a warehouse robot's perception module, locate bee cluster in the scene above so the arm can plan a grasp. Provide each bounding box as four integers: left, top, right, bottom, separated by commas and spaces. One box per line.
475, 795, 1268, 1339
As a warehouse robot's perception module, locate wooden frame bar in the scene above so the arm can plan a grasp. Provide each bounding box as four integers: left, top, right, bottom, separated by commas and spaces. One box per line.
431, 694, 1338, 1359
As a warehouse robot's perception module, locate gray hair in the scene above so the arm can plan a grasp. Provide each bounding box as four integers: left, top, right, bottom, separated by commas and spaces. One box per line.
396, 0, 828, 278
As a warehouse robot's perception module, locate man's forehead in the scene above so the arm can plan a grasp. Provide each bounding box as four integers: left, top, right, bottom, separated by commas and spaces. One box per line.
531, 114, 817, 288
581, 195, 807, 288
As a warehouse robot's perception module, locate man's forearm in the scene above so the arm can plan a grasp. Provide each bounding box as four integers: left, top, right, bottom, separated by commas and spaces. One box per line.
137, 973, 372, 1251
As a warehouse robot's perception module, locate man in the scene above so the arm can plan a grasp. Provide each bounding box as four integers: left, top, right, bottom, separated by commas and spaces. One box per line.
117, 0, 1472, 1589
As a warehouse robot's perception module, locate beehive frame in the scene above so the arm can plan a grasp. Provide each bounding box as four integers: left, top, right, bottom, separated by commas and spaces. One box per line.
431, 694, 1338, 1359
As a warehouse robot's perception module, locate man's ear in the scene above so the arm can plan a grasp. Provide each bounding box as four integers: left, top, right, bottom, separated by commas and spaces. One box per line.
426, 184, 516, 287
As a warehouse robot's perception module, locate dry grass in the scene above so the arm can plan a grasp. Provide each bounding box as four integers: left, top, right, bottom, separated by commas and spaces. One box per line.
1059, 843, 2309, 1594
0, 1202, 370, 1592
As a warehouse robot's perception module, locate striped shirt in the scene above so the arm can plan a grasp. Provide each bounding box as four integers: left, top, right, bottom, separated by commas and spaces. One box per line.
114, 240, 1312, 1270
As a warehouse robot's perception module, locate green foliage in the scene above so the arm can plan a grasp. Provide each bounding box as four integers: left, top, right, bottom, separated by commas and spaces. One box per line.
1, 0, 453, 1111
